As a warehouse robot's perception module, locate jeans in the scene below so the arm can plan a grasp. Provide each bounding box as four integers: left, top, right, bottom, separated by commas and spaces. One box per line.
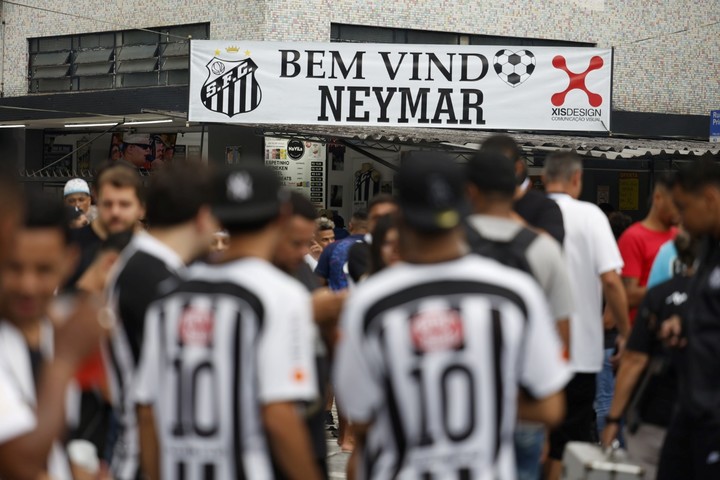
595, 347, 624, 446
514, 422, 544, 480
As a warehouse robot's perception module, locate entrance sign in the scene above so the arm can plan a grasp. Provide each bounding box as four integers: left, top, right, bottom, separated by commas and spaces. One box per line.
189, 41, 612, 132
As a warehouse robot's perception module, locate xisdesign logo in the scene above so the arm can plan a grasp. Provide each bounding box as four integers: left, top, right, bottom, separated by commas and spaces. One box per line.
201, 54, 262, 117
551, 55, 604, 107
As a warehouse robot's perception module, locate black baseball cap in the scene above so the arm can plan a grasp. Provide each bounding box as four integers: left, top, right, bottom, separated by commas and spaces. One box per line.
210, 163, 287, 225
466, 150, 517, 196
397, 151, 468, 232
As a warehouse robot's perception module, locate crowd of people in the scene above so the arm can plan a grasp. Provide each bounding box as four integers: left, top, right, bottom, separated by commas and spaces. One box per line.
0, 134, 718, 480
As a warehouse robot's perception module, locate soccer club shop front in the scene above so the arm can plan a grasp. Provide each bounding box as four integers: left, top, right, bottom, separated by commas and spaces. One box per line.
188, 41, 612, 200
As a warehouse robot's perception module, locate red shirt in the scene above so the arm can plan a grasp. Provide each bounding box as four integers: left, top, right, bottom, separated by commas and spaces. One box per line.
618, 223, 677, 323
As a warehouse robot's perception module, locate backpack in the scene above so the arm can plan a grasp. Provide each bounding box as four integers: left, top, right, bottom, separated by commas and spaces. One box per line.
465, 222, 538, 275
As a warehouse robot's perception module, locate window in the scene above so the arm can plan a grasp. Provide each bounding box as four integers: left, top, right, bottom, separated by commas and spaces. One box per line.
28, 23, 209, 93
330, 23, 595, 47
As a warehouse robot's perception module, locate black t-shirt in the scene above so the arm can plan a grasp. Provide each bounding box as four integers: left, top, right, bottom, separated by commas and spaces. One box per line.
113, 251, 179, 362
679, 238, 720, 422
347, 241, 370, 282
64, 224, 103, 289
514, 188, 565, 245
626, 275, 689, 426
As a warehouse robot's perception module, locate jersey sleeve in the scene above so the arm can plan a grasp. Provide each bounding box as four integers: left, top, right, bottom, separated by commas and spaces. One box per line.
618, 227, 643, 279
592, 209, 624, 276
256, 283, 318, 404
332, 296, 384, 423
518, 279, 572, 399
132, 303, 162, 406
0, 368, 36, 444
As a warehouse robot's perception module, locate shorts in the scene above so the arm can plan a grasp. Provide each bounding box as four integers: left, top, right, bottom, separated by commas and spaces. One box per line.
548, 373, 598, 461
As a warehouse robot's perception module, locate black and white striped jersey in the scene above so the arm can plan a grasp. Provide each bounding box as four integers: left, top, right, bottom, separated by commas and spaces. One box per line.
134, 258, 318, 480
334, 254, 570, 480
104, 232, 185, 480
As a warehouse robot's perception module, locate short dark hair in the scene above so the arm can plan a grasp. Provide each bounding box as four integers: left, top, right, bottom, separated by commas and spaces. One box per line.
481, 135, 521, 162
23, 191, 71, 244
351, 209, 368, 223
368, 194, 397, 213
654, 172, 676, 190
608, 211, 633, 241
96, 162, 144, 203
673, 158, 720, 193
145, 163, 212, 227
289, 191, 317, 221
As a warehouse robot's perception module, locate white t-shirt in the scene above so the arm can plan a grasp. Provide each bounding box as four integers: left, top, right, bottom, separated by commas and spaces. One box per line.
0, 320, 72, 479
548, 193, 624, 372
334, 255, 570, 480
134, 258, 318, 480
0, 367, 35, 444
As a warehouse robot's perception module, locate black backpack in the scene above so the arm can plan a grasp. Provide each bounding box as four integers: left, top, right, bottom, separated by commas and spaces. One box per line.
465, 222, 538, 275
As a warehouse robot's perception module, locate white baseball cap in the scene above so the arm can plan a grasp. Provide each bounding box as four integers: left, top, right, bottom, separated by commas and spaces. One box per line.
63, 178, 90, 197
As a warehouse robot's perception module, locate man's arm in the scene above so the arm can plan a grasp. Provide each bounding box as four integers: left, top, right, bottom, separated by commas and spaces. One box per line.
262, 402, 322, 480
622, 276, 647, 309
137, 405, 160, 480
600, 350, 649, 446
601, 271, 630, 338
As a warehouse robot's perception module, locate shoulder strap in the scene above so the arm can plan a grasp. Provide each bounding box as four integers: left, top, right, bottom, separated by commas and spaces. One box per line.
512, 227, 539, 250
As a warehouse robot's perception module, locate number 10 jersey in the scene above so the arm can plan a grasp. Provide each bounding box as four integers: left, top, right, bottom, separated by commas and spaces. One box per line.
134, 258, 318, 480
334, 255, 571, 480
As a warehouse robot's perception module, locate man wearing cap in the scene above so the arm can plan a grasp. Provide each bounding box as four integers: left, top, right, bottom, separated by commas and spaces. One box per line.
64, 178, 93, 216
135, 164, 321, 480
334, 152, 569, 479
120, 134, 153, 169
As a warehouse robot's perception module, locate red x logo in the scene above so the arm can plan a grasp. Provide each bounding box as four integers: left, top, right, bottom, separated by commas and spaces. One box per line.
551, 55, 604, 107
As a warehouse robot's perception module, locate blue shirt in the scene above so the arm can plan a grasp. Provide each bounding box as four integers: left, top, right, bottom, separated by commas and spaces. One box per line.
647, 240, 677, 289
328, 234, 365, 291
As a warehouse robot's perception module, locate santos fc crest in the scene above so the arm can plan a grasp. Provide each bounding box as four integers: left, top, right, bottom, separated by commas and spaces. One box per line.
200, 57, 262, 117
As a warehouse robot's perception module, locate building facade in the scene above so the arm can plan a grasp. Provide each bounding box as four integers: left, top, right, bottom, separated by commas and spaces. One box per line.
0, 0, 717, 217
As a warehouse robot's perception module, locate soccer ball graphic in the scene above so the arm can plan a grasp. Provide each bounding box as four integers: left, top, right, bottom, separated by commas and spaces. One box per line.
493, 50, 536, 87
210, 61, 225, 75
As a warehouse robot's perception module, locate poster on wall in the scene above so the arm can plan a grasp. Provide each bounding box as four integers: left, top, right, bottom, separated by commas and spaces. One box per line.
264, 137, 326, 207
109, 133, 178, 170
225, 146, 242, 164
189, 41, 612, 132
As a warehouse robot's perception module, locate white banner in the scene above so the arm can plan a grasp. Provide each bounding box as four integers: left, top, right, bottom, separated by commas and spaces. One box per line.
189, 41, 612, 132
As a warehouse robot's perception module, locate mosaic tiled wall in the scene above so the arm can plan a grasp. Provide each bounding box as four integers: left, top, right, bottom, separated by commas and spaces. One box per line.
1, 0, 717, 116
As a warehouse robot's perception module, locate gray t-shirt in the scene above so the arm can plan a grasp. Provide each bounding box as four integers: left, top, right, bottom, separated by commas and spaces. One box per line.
467, 214, 573, 321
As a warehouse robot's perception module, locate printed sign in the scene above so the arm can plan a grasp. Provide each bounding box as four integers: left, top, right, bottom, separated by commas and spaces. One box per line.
264, 137, 326, 206
710, 110, 720, 143
189, 41, 612, 132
